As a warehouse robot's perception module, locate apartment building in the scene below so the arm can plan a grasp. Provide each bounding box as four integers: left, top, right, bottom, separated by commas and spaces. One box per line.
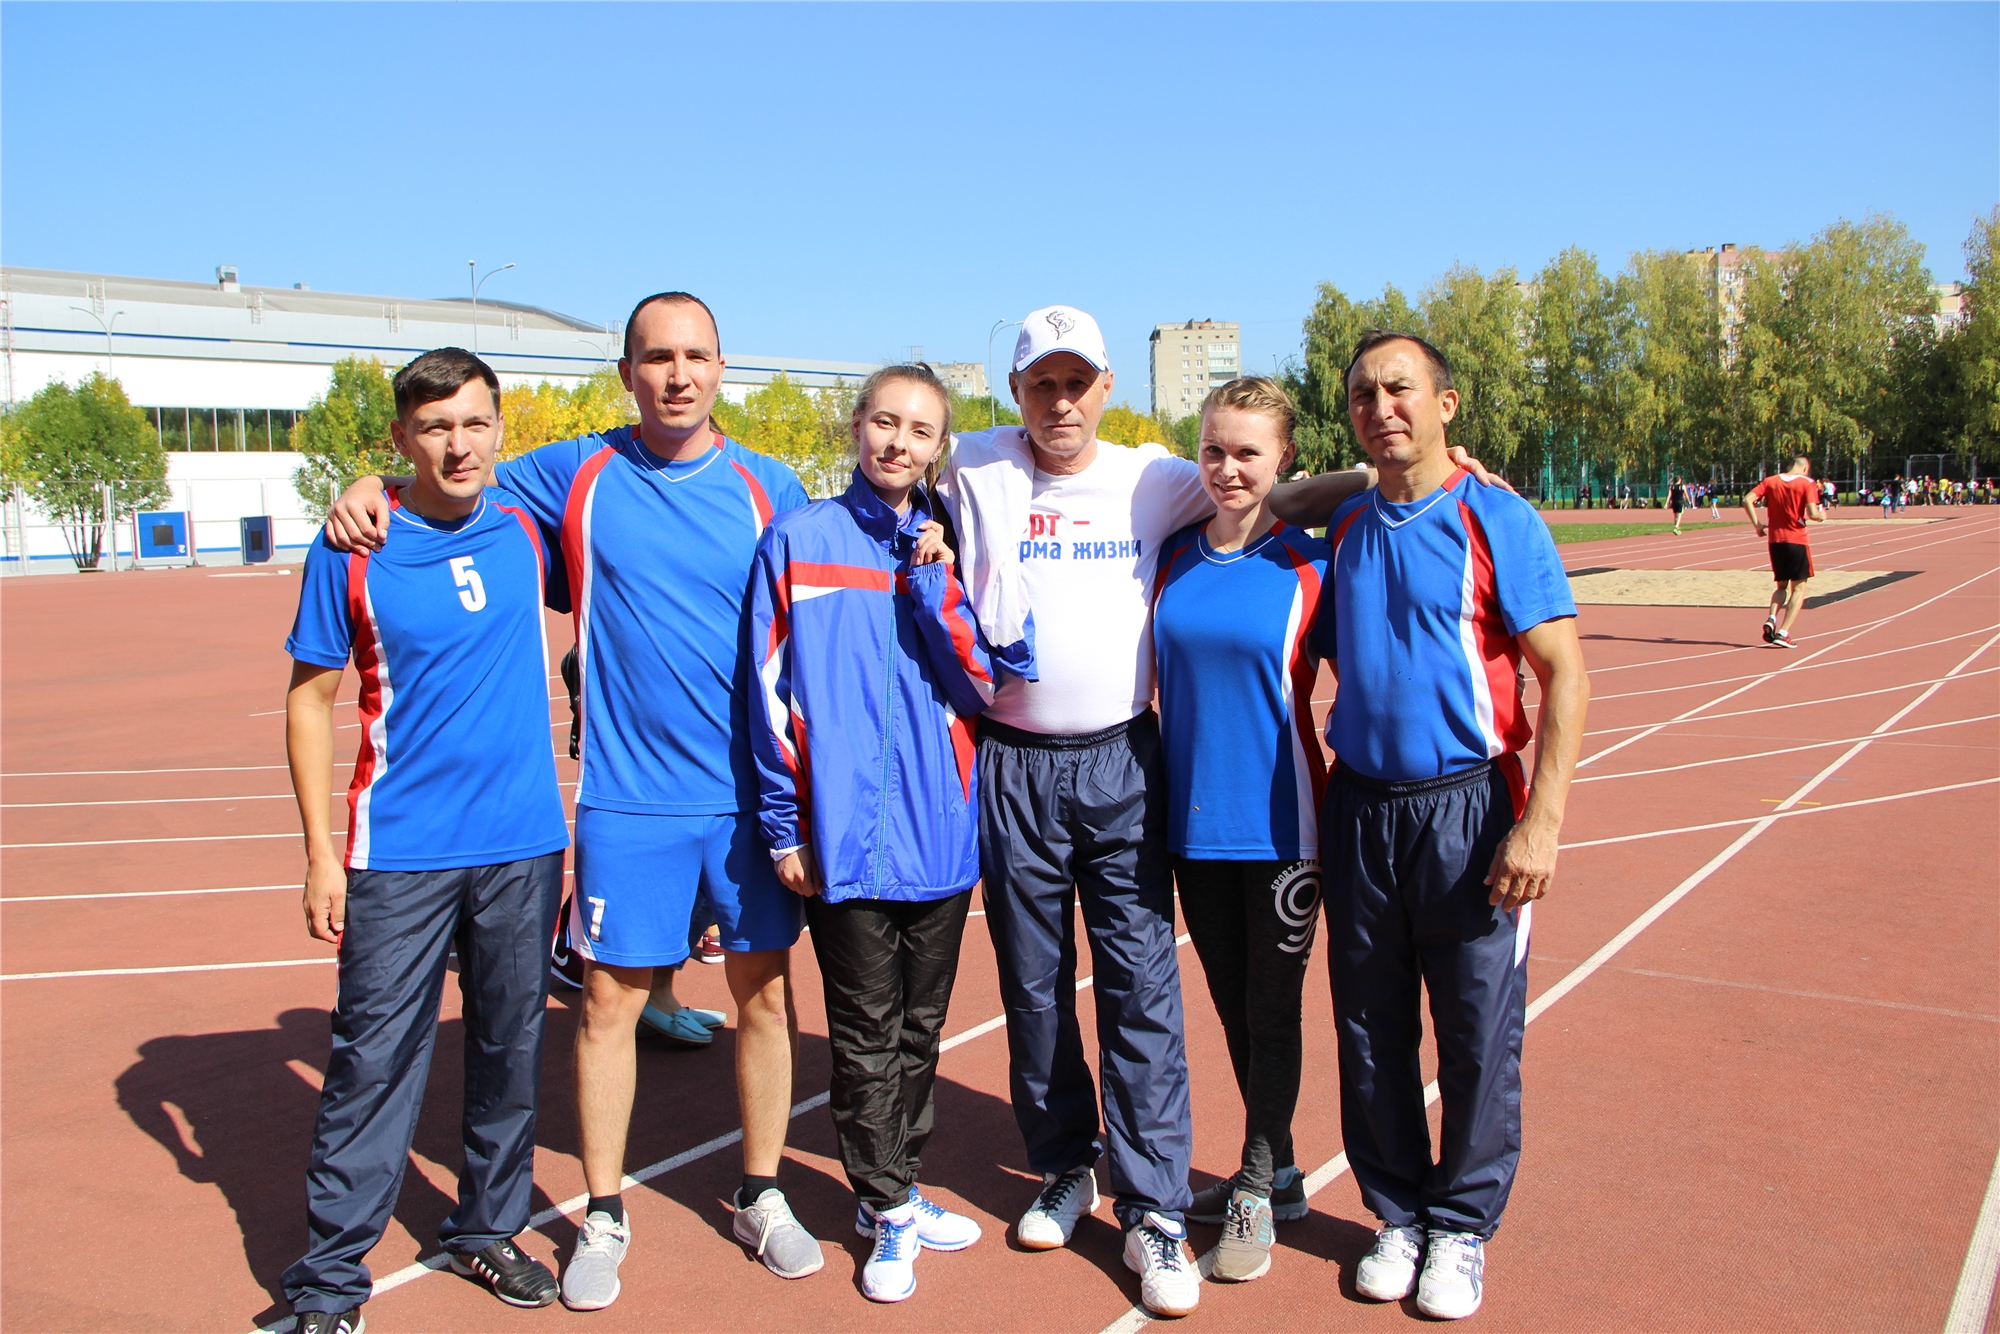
1148, 319, 1240, 419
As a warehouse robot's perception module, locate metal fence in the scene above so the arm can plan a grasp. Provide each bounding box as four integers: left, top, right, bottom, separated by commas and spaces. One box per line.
3, 475, 322, 574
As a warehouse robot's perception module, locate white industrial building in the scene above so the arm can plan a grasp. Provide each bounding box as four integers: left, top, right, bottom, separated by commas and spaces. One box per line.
1, 265, 877, 570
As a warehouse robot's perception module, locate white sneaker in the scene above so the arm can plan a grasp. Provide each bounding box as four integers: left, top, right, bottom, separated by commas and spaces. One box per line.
1355, 1222, 1425, 1301
1122, 1211, 1200, 1318
855, 1187, 982, 1251
731, 1187, 826, 1279
1015, 1167, 1099, 1250
1415, 1230, 1484, 1320
861, 1203, 920, 1303
560, 1210, 629, 1311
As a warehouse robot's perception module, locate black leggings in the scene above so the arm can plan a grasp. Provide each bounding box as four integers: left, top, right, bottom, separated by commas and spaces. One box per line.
1174, 858, 1321, 1194
805, 890, 972, 1210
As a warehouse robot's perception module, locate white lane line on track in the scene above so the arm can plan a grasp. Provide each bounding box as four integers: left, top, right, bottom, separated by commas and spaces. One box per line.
1582, 666, 1999, 738
1559, 777, 1998, 850
0, 764, 308, 777
244, 930, 1197, 1328
0, 793, 296, 809
1588, 625, 1999, 703
1944, 1146, 2000, 1334
1101, 624, 2000, 1334
2, 957, 334, 982
1572, 713, 2000, 784
3, 883, 294, 904
1603, 966, 1999, 1024
1578, 566, 2000, 769
1, 831, 321, 849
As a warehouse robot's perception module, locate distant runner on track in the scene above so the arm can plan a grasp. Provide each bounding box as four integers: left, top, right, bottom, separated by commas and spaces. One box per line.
1743, 455, 1826, 649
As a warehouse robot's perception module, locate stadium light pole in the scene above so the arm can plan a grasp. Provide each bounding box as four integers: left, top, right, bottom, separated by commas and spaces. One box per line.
69, 306, 125, 381
985, 319, 1020, 429
468, 261, 516, 356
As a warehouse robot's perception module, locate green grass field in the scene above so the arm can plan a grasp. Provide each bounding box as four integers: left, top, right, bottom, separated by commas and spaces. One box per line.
1546, 521, 1699, 544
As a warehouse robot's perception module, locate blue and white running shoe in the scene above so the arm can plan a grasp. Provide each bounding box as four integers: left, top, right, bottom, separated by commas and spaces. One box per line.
862, 1204, 920, 1303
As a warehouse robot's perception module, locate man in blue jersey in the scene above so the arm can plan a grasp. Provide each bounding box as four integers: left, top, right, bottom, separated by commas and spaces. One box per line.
1310, 332, 1589, 1321
282, 348, 570, 1330
324, 295, 823, 1308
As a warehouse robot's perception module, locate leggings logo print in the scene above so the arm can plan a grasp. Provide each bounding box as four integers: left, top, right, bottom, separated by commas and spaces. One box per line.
1273, 862, 1322, 955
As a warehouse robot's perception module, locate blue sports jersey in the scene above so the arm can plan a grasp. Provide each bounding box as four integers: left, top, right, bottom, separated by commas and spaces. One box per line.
284, 488, 569, 871
494, 425, 809, 816
1309, 469, 1575, 784
1152, 521, 1329, 859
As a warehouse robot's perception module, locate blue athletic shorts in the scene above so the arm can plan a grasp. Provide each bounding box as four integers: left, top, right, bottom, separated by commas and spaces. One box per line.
570, 807, 801, 967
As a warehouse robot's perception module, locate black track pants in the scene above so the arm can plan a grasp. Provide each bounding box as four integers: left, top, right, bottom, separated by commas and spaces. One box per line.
1175, 857, 1320, 1195
805, 890, 972, 1210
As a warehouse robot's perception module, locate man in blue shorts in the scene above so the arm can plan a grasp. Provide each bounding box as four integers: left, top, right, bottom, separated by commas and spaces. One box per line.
282, 348, 570, 1330
1311, 332, 1589, 1321
325, 295, 820, 1309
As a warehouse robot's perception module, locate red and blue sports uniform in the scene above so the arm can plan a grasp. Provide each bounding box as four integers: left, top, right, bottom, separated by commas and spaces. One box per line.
1309, 468, 1575, 1242
746, 471, 1007, 900
281, 486, 568, 1313
284, 487, 568, 870
494, 425, 811, 965
1151, 521, 1328, 860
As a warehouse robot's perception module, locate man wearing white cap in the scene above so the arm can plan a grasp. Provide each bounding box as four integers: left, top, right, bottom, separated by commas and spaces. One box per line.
938, 306, 1486, 1318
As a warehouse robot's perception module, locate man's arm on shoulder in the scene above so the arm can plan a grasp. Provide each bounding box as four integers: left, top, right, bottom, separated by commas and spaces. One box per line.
1485, 616, 1588, 912
1270, 445, 1513, 528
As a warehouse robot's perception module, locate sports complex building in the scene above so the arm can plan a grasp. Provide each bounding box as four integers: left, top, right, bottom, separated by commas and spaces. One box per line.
0, 266, 876, 569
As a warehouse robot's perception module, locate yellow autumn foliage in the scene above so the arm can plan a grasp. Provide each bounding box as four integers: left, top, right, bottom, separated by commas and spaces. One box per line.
499, 365, 636, 458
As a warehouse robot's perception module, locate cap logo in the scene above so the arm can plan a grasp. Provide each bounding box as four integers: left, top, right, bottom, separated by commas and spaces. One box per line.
1045, 309, 1076, 339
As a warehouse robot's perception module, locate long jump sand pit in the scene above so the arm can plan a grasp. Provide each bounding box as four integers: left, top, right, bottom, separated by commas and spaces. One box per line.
1565, 567, 1918, 608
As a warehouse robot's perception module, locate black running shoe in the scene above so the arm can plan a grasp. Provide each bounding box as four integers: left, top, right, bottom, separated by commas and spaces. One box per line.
297, 1310, 365, 1334
449, 1238, 559, 1308
1762, 618, 1778, 644
549, 903, 584, 991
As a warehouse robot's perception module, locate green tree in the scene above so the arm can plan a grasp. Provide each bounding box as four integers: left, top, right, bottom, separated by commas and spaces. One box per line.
1940, 207, 2000, 464
1616, 249, 1725, 496
1418, 265, 1533, 473
1293, 281, 1421, 472
726, 374, 857, 497
1735, 216, 1934, 481
948, 391, 1021, 432
1097, 404, 1166, 448
292, 358, 399, 518
1528, 248, 1626, 499
10, 373, 169, 569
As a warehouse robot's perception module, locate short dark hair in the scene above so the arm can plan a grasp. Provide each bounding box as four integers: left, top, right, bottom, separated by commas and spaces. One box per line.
1345, 329, 1454, 393
624, 291, 720, 361
394, 347, 500, 420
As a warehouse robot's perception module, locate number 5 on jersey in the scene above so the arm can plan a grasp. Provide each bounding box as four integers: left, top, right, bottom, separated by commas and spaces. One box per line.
450, 556, 487, 612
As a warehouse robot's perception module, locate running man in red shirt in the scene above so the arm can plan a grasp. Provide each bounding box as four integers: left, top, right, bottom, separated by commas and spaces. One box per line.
1743, 455, 1826, 648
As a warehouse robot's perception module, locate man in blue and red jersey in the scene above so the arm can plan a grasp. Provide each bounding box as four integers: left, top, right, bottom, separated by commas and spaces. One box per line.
282, 349, 569, 1330
324, 295, 822, 1307
1309, 331, 1589, 1321
1743, 455, 1826, 649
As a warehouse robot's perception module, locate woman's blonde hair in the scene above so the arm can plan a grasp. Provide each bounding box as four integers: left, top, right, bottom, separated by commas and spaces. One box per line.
853, 363, 954, 486
1200, 375, 1297, 447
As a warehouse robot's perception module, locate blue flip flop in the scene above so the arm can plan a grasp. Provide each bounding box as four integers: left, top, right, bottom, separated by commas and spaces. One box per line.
637, 1005, 713, 1046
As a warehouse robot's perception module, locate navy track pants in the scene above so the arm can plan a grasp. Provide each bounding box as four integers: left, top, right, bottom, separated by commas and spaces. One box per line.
978, 711, 1193, 1225
1320, 759, 1529, 1240
283, 852, 565, 1311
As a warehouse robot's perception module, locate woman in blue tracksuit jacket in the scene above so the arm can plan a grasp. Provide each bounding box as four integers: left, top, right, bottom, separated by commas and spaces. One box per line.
747, 364, 1027, 1305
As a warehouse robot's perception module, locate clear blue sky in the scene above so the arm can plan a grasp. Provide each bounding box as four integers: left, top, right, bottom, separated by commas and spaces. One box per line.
5, 2, 1995, 405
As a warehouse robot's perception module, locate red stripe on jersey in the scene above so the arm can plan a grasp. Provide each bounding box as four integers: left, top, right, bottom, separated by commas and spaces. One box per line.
788, 561, 894, 594
344, 549, 383, 871
1456, 498, 1532, 756
1150, 532, 1199, 610
937, 566, 994, 688
727, 454, 776, 536
496, 503, 546, 583
948, 711, 976, 801
1275, 537, 1329, 805
1328, 507, 1363, 560
559, 446, 618, 772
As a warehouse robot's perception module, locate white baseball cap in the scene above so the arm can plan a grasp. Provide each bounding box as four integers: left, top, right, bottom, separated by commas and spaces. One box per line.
1012, 304, 1110, 373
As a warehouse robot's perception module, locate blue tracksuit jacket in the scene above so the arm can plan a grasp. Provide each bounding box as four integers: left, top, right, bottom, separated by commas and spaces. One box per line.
748, 471, 1018, 903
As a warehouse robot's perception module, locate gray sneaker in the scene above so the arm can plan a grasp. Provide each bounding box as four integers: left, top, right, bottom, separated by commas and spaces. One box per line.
1189, 1168, 1308, 1224
732, 1187, 826, 1279
1206, 1189, 1275, 1282
561, 1210, 630, 1311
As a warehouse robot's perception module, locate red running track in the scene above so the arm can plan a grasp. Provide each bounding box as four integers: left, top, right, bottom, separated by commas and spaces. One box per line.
2, 511, 1995, 1333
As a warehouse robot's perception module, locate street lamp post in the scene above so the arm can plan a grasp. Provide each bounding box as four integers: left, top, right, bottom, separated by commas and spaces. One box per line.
69, 306, 125, 381
985, 319, 1021, 429
468, 261, 516, 355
